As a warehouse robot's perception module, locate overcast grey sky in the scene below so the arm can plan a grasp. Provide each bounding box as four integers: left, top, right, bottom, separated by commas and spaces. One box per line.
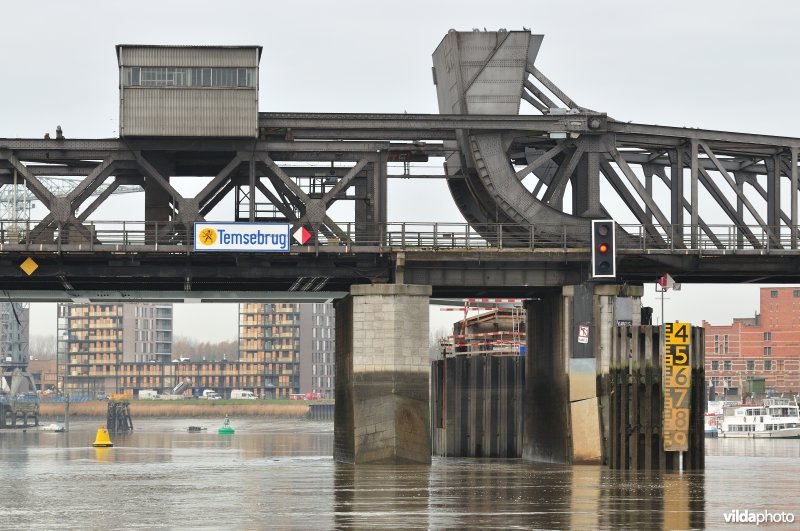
3, 1, 799, 340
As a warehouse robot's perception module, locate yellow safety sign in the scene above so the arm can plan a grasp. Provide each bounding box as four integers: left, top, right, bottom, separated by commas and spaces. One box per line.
20, 257, 38, 276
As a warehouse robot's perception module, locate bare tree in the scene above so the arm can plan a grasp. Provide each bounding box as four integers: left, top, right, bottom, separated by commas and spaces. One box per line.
429, 325, 452, 361
29, 334, 56, 360
172, 336, 238, 361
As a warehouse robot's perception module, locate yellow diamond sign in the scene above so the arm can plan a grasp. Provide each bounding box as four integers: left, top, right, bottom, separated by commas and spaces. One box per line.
20, 257, 38, 276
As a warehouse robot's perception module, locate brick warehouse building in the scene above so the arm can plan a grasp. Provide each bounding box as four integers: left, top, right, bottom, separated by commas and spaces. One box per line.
704, 287, 800, 399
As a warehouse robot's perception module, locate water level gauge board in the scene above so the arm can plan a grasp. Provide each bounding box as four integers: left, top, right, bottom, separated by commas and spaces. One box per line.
663, 322, 691, 452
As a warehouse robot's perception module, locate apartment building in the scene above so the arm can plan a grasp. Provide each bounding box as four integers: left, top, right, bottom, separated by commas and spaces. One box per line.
53, 301, 333, 399
704, 287, 800, 399
300, 303, 335, 399
239, 302, 335, 399
239, 302, 300, 398
0, 302, 29, 364
57, 303, 173, 396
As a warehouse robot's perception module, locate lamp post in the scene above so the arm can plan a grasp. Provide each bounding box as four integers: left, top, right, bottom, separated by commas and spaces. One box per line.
64, 384, 69, 432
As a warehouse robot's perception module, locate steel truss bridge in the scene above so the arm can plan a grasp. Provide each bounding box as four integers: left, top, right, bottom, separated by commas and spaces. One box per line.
1, 30, 800, 300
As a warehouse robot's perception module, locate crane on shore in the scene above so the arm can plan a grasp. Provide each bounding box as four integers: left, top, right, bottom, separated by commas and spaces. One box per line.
0, 177, 141, 221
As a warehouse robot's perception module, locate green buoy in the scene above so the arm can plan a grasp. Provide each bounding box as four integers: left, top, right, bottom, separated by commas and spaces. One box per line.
218, 414, 235, 435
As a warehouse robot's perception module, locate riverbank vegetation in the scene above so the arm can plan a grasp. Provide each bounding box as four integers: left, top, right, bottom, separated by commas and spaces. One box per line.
40, 399, 314, 418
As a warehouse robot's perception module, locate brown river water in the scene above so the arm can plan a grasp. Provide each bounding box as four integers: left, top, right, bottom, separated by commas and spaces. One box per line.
1, 418, 799, 529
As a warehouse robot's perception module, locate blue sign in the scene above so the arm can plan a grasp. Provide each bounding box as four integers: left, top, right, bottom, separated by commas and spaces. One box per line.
194, 223, 291, 252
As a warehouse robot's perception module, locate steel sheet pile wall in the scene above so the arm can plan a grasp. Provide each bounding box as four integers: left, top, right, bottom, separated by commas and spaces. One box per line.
606, 326, 704, 470
431, 356, 524, 457
308, 403, 334, 421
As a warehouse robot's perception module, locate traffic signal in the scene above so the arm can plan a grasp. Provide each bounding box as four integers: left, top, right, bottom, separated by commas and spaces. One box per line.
591, 219, 616, 278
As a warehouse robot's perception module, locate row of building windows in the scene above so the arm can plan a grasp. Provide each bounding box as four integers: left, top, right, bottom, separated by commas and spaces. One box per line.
711, 360, 773, 371
770, 289, 800, 298
314, 340, 333, 352
135, 330, 173, 342
314, 316, 334, 327
312, 364, 334, 376
134, 306, 172, 318
312, 376, 334, 389
123, 67, 256, 88
712, 335, 776, 355
711, 376, 733, 387
134, 318, 171, 330
312, 327, 333, 339
313, 352, 333, 364
312, 303, 332, 315
61, 304, 122, 316
133, 342, 171, 354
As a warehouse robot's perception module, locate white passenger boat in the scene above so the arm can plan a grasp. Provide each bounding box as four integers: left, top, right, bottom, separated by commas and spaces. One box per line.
718, 398, 800, 439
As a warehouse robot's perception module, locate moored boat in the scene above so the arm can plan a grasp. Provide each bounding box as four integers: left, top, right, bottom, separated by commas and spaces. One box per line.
704, 413, 720, 438
718, 398, 800, 439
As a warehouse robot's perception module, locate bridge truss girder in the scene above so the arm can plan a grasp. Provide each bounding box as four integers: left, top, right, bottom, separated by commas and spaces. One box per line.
1, 28, 800, 293
0, 111, 800, 292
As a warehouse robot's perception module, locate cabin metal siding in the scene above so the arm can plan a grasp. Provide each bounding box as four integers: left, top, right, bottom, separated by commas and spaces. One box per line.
121, 89, 257, 137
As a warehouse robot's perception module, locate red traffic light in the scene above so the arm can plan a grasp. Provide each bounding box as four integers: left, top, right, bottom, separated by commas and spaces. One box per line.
591, 219, 616, 278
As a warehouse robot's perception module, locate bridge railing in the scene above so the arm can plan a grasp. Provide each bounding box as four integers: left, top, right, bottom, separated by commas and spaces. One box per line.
0, 220, 797, 253
623, 224, 797, 252
382, 222, 562, 249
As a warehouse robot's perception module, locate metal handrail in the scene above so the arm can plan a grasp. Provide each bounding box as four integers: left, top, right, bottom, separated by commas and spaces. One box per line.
0, 220, 798, 253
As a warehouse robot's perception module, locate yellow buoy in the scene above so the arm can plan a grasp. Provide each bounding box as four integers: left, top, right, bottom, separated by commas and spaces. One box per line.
92, 425, 113, 447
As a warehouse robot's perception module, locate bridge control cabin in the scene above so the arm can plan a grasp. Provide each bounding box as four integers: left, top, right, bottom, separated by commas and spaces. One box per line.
116, 45, 262, 137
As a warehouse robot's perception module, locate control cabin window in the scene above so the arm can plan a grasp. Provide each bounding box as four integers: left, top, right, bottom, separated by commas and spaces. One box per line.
124, 67, 256, 88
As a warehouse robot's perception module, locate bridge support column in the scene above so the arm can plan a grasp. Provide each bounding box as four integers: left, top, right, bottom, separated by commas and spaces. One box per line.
523, 284, 643, 465
334, 284, 432, 464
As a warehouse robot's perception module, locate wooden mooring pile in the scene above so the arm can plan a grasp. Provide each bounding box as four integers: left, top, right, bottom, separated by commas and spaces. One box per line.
605, 325, 704, 470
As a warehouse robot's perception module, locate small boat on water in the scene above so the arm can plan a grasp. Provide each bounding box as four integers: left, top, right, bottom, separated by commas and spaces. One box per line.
718, 398, 800, 439
40, 423, 65, 433
704, 413, 720, 438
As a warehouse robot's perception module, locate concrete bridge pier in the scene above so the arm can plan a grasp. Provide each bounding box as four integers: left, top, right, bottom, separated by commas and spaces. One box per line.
334, 284, 432, 464
523, 284, 643, 464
